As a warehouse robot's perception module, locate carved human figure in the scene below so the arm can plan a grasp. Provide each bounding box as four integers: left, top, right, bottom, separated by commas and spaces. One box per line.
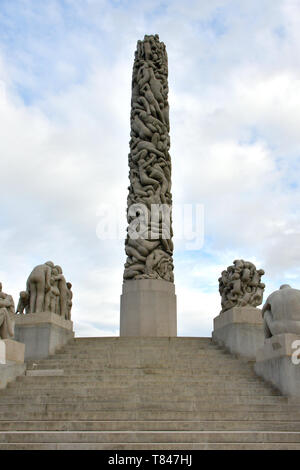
53, 265, 68, 318
66, 282, 73, 320
0, 283, 15, 339
16, 291, 29, 314
26, 261, 53, 313
262, 285, 300, 338
45, 270, 60, 314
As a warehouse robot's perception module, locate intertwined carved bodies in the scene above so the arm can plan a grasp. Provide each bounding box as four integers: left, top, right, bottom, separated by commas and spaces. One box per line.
218, 259, 265, 313
124, 34, 174, 282
17, 262, 73, 319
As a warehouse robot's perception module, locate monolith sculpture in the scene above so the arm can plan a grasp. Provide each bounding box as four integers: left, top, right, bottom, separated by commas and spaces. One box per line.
120, 34, 177, 336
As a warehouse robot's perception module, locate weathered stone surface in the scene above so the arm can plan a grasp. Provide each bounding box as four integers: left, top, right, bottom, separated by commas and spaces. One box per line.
262, 284, 300, 338
120, 279, 176, 336
255, 333, 300, 396
16, 262, 73, 320
14, 312, 74, 360
218, 260, 265, 313
0, 283, 15, 340
0, 362, 26, 390
212, 306, 264, 359
123, 34, 174, 283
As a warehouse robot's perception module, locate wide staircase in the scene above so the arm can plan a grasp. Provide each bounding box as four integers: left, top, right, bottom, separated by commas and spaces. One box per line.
0, 337, 300, 449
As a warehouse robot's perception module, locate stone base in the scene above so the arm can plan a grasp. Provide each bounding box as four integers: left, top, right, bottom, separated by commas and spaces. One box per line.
255, 333, 300, 397
120, 279, 177, 337
212, 306, 264, 360
0, 339, 25, 364
14, 312, 74, 360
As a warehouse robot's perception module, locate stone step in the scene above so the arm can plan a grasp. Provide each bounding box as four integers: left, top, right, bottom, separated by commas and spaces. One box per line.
0, 394, 285, 405
1, 409, 299, 421
1, 419, 300, 432
0, 400, 294, 412
28, 357, 253, 373
1, 430, 300, 444
27, 352, 253, 362
60, 341, 218, 348
70, 337, 213, 343
54, 346, 231, 353
13, 374, 267, 385
4, 383, 278, 395
1, 442, 300, 450
23, 367, 259, 377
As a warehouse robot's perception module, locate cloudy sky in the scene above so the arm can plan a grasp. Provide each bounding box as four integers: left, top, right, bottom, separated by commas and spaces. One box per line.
1, 0, 300, 337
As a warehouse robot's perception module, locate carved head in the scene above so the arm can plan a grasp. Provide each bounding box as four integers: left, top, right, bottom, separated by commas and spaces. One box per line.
20, 291, 29, 301
280, 284, 292, 290
45, 261, 54, 268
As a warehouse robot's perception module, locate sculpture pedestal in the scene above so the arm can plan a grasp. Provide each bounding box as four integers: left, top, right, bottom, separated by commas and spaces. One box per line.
212, 306, 264, 360
0, 339, 26, 389
255, 333, 300, 397
14, 312, 74, 360
120, 279, 177, 337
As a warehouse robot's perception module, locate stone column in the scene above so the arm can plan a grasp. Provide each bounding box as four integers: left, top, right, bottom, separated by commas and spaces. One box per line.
120, 34, 177, 337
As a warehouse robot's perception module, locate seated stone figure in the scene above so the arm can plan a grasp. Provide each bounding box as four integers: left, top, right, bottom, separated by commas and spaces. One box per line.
262, 285, 300, 338
0, 282, 15, 339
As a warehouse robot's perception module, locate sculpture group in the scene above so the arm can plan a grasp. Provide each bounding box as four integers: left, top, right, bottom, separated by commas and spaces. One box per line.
16, 261, 72, 319
218, 259, 265, 313
124, 34, 174, 283
0, 262, 72, 340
